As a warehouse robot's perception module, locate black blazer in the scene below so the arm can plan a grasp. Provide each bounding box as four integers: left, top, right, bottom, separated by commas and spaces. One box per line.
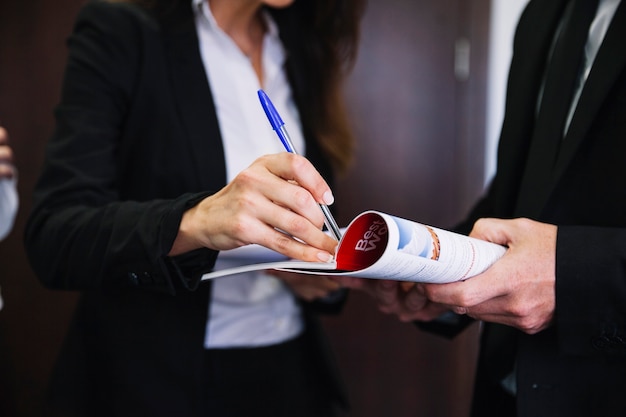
450, 0, 626, 416
24, 1, 346, 415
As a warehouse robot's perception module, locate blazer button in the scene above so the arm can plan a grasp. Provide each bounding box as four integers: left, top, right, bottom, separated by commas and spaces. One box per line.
592, 336, 608, 350
139, 272, 152, 285
128, 272, 139, 286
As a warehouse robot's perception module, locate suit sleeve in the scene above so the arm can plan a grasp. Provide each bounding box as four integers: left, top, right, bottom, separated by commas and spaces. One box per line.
556, 226, 626, 355
24, 2, 217, 294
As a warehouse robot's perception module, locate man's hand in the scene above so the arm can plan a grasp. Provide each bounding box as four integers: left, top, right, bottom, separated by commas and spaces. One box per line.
332, 277, 449, 322
420, 218, 557, 334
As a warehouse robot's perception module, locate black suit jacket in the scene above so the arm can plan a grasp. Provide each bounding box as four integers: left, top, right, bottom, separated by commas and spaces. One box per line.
24, 1, 346, 416
448, 0, 626, 416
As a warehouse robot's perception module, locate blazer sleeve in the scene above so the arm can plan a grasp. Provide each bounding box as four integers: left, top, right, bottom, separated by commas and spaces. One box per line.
556, 226, 626, 356
24, 2, 218, 294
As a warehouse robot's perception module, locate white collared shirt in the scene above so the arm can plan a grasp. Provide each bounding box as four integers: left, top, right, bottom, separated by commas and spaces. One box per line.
192, 0, 306, 348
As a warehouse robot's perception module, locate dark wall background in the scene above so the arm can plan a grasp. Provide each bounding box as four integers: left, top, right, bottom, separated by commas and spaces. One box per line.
0, 1, 83, 415
0, 1, 490, 416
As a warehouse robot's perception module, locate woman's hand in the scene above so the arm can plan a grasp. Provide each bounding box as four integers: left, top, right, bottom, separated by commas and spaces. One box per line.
170, 153, 338, 262
0, 127, 16, 180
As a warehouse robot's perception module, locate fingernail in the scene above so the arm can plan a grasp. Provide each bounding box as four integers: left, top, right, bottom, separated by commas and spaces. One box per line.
454, 307, 468, 315
317, 251, 334, 263
323, 190, 334, 205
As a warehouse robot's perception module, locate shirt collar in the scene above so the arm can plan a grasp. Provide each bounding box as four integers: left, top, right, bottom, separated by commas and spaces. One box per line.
191, 0, 280, 40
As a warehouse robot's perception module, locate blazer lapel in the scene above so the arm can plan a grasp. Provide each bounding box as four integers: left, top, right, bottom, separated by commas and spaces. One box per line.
553, 0, 626, 179
161, 3, 226, 192
502, 0, 569, 217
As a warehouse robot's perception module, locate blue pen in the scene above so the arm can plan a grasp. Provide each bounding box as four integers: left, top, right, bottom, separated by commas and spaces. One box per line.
258, 89, 343, 241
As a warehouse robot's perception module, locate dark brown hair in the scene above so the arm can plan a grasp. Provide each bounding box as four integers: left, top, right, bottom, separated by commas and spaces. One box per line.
268, 0, 365, 174
108, 0, 365, 173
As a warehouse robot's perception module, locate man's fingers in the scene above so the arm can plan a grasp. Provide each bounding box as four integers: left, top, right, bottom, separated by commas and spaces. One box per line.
404, 286, 429, 311
469, 218, 513, 246
374, 280, 401, 307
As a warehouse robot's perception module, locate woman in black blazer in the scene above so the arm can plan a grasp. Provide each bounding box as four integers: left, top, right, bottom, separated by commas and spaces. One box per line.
24, 0, 364, 416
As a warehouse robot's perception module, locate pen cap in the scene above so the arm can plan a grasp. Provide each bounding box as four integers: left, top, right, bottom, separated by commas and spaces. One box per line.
258, 89, 284, 130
